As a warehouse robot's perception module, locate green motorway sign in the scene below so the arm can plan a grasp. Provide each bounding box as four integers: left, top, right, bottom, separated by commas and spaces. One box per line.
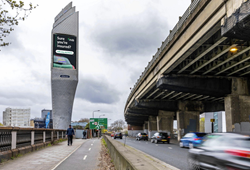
89, 118, 108, 129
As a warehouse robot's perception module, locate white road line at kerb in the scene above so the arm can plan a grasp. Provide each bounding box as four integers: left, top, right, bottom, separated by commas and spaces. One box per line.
168, 147, 172, 149
83, 155, 87, 160
89, 148, 91, 151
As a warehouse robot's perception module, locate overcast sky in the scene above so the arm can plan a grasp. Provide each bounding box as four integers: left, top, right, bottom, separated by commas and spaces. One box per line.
0, 0, 191, 125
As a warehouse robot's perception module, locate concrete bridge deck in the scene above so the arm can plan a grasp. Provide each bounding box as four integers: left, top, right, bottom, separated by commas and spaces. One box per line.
125, 0, 250, 139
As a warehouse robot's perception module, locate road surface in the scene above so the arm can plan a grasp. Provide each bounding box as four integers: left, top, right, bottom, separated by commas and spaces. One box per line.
118, 137, 189, 170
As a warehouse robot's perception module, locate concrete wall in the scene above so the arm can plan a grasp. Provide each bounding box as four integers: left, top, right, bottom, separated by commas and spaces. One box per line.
75, 129, 88, 139
128, 130, 144, 137
103, 135, 136, 170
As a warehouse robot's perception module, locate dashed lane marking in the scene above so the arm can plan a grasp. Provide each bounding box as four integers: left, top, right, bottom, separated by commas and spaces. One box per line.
89, 148, 91, 151
155, 144, 158, 146
168, 147, 172, 149
83, 155, 87, 160
51, 143, 83, 170
91, 144, 93, 146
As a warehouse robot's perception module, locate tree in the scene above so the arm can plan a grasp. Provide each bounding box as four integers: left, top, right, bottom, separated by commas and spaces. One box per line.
110, 119, 125, 132
0, 122, 4, 126
78, 118, 89, 123
84, 123, 89, 129
0, 0, 37, 48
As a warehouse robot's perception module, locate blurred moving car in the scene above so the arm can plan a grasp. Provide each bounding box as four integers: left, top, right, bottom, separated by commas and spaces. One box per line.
53, 55, 75, 69
179, 132, 207, 149
151, 132, 170, 144
136, 133, 148, 141
188, 133, 250, 170
114, 132, 122, 139
111, 133, 114, 137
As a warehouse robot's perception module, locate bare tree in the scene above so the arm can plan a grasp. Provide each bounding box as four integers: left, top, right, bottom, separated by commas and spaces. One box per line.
110, 119, 125, 132
78, 118, 89, 123
0, 0, 37, 48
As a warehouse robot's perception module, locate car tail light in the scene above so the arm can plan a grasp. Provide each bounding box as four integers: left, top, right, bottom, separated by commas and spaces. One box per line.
168, 137, 170, 138
146, 135, 148, 136
194, 138, 200, 141
139, 135, 141, 137
225, 149, 250, 158
72, 65, 75, 69
157, 136, 160, 138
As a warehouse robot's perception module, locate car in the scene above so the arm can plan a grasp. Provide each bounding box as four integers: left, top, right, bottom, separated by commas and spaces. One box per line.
179, 132, 207, 149
53, 55, 75, 69
188, 133, 250, 170
136, 133, 148, 141
151, 132, 170, 144
114, 132, 122, 139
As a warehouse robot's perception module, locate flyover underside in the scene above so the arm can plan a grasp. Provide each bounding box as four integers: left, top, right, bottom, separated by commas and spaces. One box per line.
126, 0, 250, 135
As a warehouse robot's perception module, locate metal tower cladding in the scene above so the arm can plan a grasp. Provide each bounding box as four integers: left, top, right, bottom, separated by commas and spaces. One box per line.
51, 2, 79, 129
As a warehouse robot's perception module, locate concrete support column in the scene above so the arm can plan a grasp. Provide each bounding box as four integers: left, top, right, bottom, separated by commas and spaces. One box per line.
128, 125, 143, 137
144, 121, 148, 134
62, 131, 64, 139
177, 101, 202, 141
225, 78, 250, 132
225, 95, 250, 132
148, 116, 157, 138
43, 131, 46, 143
57, 131, 59, 140
157, 110, 174, 135
177, 111, 200, 141
31, 131, 35, 145
11, 131, 17, 149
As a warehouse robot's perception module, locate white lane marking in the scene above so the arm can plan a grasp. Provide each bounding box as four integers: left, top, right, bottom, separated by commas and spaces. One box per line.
51, 143, 83, 170
91, 144, 93, 146
155, 144, 158, 146
89, 148, 91, 151
83, 155, 87, 160
139, 141, 141, 143
168, 147, 172, 149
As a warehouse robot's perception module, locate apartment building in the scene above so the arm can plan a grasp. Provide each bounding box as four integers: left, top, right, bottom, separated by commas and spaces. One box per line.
3, 108, 30, 127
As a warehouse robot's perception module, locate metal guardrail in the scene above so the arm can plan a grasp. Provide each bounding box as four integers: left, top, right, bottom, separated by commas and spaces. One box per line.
0, 127, 66, 152
127, 0, 202, 105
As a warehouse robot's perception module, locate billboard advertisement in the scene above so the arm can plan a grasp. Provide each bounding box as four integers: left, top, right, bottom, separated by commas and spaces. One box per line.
53, 34, 77, 69
89, 118, 108, 129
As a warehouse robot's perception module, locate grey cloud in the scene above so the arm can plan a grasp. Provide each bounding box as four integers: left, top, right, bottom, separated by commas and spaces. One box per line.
89, 8, 169, 57
76, 77, 120, 104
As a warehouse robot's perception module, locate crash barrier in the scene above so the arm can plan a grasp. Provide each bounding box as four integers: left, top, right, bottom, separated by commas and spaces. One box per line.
0, 127, 66, 161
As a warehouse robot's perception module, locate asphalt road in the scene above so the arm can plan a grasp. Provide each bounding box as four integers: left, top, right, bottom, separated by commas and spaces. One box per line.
55, 138, 101, 170
117, 137, 189, 170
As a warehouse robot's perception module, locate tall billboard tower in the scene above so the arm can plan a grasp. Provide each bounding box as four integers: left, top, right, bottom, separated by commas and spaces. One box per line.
51, 2, 79, 129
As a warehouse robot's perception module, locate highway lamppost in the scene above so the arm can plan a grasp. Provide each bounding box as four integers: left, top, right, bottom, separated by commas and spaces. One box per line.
92, 110, 100, 118
99, 114, 105, 118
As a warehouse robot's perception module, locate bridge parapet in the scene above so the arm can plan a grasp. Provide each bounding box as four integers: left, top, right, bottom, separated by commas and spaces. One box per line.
0, 127, 66, 153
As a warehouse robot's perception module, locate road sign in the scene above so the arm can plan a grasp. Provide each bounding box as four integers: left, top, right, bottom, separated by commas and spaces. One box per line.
210, 119, 215, 122
89, 118, 108, 129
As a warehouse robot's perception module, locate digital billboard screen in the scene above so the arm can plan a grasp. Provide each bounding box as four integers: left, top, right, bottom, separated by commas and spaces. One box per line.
53, 34, 76, 69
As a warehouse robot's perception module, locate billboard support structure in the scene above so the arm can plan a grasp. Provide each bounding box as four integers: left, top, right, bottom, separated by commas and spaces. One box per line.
51, 2, 79, 130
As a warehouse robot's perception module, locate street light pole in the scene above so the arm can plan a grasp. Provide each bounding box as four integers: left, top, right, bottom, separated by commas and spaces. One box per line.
99, 114, 105, 118
92, 110, 100, 118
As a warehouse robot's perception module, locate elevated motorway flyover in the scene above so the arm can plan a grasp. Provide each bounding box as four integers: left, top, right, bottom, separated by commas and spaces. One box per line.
124, 0, 250, 140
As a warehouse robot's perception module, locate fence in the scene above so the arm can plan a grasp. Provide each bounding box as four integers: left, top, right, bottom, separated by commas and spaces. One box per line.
0, 127, 66, 152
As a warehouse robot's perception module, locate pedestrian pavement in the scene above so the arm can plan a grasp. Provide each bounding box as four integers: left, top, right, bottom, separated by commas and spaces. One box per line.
0, 139, 98, 170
